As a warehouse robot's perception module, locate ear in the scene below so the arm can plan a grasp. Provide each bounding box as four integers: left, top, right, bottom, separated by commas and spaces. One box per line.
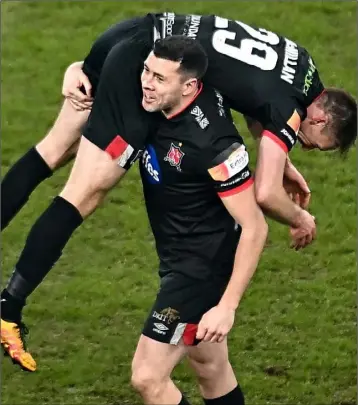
182, 78, 198, 96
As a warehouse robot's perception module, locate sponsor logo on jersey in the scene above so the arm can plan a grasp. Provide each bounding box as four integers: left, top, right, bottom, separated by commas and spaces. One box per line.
208, 145, 249, 182
164, 143, 185, 171
219, 170, 251, 188
142, 145, 161, 184
280, 129, 295, 145
187, 14, 201, 39
303, 57, 316, 96
281, 38, 299, 85
160, 12, 176, 38
214, 89, 226, 117
190, 105, 210, 129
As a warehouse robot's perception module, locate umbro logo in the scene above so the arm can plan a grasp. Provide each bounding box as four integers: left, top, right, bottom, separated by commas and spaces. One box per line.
191, 106, 209, 129
153, 322, 169, 335
153, 323, 169, 331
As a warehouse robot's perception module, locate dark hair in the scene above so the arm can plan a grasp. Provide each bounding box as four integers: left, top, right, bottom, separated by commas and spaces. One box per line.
319, 88, 357, 154
153, 35, 208, 80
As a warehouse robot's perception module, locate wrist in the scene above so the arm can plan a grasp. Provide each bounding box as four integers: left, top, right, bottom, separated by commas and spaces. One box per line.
218, 297, 239, 312
292, 207, 306, 228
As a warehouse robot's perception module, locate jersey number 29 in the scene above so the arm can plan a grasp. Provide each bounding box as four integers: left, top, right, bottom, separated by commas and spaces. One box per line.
212, 17, 279, 71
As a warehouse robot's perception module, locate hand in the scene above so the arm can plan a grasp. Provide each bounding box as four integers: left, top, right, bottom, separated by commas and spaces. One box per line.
196, 305, 235, 343
290, 210, 316, 250
283, 159, 311, 209
62, 61, 93, 111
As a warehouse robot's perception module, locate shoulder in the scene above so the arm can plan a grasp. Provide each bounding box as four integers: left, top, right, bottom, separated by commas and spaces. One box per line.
188, 85, 235, 135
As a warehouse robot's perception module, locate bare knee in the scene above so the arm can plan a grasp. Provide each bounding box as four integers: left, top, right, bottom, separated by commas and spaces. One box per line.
131, 365, 164, 398
190, 356, 230, 383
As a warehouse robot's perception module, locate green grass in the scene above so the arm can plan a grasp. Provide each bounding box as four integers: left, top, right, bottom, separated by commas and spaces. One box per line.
1, 1, 356, 404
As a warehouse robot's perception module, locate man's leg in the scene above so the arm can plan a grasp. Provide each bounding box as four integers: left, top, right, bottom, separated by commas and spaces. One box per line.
1, 136, 127, 371
131, 271, 225, 405
1, 99, 89, 230
187, 340, 245, 405
131, 335, 189, 405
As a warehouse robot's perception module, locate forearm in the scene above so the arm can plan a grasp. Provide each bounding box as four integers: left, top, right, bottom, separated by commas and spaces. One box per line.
245, 117, 292, 168
219, 221, 268, 310
257, 185, 303, 226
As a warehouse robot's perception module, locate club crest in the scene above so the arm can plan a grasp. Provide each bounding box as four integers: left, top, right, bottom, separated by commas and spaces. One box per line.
164, 143, 185, 171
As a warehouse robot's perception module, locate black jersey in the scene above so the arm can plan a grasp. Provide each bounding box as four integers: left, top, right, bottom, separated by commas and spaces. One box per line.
151, 12, 325, 152
140, 85, 253, 280
82, 13, 325, 160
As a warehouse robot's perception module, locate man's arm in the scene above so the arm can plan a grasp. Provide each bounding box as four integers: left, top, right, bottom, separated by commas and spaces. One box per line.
255, 135, 305, 226
219, 183, 268, 310
196, 182, 268, 343
244, 115, 310, 209
196, 133, 268, 343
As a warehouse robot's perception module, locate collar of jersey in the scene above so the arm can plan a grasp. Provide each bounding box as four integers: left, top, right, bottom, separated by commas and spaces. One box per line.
165, 82, 204, 121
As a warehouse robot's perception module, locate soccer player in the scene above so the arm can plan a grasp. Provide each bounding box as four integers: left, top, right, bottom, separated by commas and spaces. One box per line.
1, 13, 356, 371
132, 35, 267, 405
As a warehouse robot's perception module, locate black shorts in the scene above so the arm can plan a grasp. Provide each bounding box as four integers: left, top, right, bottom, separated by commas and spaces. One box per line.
142, 271, 229, 346
82, 16, 154, 95
82, 16, 158, 170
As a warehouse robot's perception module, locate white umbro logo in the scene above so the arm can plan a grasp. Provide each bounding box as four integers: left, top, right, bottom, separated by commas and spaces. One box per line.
153, 323, 168, 331
191, 106, 209, 129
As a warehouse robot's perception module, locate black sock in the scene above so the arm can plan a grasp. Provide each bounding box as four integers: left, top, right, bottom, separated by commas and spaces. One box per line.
1, 147, 52, 230
1, 196, 83, 322
204, 385, 245, 405
179, 394, 192, 405
1, 289, 26, 323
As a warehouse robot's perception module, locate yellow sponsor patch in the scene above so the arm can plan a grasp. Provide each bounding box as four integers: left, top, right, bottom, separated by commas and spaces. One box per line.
208, 146, 249, 182
286, 110, 301, 135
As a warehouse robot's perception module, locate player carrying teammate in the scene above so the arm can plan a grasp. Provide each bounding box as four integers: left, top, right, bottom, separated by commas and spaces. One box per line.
131, 34, 266, 405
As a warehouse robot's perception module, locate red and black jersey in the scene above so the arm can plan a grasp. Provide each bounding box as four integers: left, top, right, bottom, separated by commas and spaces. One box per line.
151, 12, 325, 152
140, 85, 252, 279
82, 13, 325, 159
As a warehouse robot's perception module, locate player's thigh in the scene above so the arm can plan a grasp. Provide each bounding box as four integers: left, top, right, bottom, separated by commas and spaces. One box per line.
131, 334, 186, 385
187, 338, 230, 380
62, 135, 127, 197
36, 99, 90, 161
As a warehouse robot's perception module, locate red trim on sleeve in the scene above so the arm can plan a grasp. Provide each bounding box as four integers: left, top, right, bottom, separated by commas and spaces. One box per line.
262, 130, 288, 153
105, 135, 128, 159
218, 177, 254, 198
183, 323, 198, 346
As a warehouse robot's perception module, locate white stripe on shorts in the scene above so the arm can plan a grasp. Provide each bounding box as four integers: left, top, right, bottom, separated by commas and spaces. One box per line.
170, 322, 187, 345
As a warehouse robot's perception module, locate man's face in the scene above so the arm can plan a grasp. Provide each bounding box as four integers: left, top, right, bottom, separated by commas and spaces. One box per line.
298, 110, 337, 152
141, 52, 194, 114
